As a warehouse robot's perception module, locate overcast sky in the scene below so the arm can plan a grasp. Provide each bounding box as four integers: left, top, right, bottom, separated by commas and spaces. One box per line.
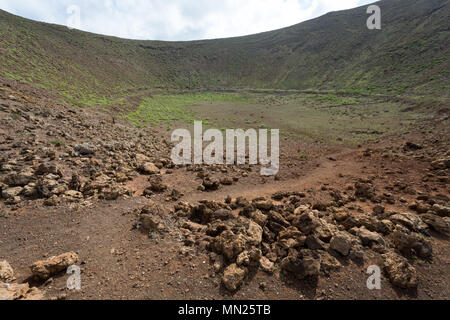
0, 0, 375, 41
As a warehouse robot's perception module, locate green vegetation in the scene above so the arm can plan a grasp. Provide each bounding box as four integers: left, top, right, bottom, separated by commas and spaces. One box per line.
0, 0, 447, 147
184, 93, 432, 146
10, 112, 21, 120
314, 94, 358, 106
0, 0, 448, 100
123, 93, 249, 127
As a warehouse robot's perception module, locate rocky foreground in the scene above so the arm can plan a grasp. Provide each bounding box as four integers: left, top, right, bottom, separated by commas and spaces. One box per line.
136, 179, 449, 293
0, 81, 449, 300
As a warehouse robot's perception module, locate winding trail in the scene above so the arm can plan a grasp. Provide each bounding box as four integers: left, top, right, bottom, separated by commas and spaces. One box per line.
180, 148, 363, 202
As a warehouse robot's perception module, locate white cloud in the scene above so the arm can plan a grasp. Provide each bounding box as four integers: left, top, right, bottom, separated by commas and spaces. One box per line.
0, 0, 374, 40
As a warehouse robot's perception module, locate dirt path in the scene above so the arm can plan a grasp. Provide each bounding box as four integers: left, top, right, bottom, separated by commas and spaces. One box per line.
1, 82, 449, 300
2, 145, 449, 300
178, 149, 362, 203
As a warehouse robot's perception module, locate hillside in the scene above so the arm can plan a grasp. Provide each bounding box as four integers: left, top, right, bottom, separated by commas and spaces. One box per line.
0, 0, 449, 105
1, 0, 450, 302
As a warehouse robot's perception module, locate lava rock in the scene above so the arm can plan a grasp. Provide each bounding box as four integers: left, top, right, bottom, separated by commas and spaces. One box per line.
30, 252, 79, 280
222, 264, 246, 292
382, 251, 418, 289
0, 261, 15, 283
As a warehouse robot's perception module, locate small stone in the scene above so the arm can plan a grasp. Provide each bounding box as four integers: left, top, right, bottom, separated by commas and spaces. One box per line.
280, 250, 321, 279
254, 199, 274, 211
404, 142, 422, 151
140, 162, 160, 175
260, 256, 275, 274
213, 255, 225, 273
213, 209, 235, 221
249, 210, 268, 227
74, 143, 97, 156
0, 261, 15, 283
140, 214, 164, 231
421, 214, 449, 235
0, 283, 30, 300
30, 252, 79, 280
236, 251, 250, 266
35, 162, 58, 176
390, 212, 429, 233
355, 182, 376, 200
246, 221, 263, 245
318, 251, 341, 273
431, 204, 450, 217
220, 177, 233, 186
222, 264, 246, 292
3, 173, 34, 187
306, 235, 326, 250
383, 251, 418, 289
259, 282, 267, 291
357, 227, 385, 247
202, 178, 220, 191
373, 205, 385, 215
2, 187, 23, 199
330, 232, 353, 256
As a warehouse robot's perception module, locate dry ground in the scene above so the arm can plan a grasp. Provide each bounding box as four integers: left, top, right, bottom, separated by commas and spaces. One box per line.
0, 80, 449, 300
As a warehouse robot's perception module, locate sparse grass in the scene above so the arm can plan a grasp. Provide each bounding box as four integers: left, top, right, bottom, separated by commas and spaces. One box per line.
314, 94, 359, 106
49, 139, 65, 147
184, 93, 432, 146
123, 93, 249, 127
4, 72, 24, 82
10, 113, 21, 120
1, 1, 448, 99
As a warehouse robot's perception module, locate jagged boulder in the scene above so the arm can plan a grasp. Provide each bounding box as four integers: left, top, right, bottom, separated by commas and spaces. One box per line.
355, 181, 376, 200
390, 212, 429, 234
280, 249, 321, 279
0, 261, 15, 283
330, 231, 354, 256
2, 186, 23, 199
431, 204, 450, 217
260, 256, 275, 273
357, 227, 386, 247
420, 214, 449, 235
392, 227, 433, 258
212, 230, 249, 261
0, 283, 44, 300
3, 173, 34, 187
292, 210, 321, 234
35, 162, 59, 176
222, 264, 246, 292
30, 252, 79, 280
202, 178, 220, 191
382, 251, 418, 289
74, 143, 97, 156
430, 158, 450, 170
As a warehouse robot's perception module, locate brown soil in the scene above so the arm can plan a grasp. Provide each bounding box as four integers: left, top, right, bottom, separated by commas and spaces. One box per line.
0, 80, 449, 300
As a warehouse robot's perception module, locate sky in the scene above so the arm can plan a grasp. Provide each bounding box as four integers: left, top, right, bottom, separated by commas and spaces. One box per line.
0, 0, 375, 41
